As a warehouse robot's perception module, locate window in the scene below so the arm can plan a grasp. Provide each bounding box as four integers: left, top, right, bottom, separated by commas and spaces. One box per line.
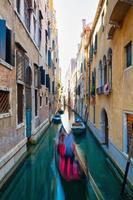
46, 74, 49, 89
107, 48, 112, 87
91, 69, 96, 96
40, 66, 45, 85
34, 1, 37, 15
46, 97, 48, 105
24, 0, 30, 32
0, 90, 10, 113
35, 89, 38, 116
101, 11, 104, 31
89, 44, 93, 61
48, 50, 51, 67
17, 84, 23, 124
38, 29, 41, 48
16, 0, 21, 13
34, 65, 40, 88
125, 41, 132, 68
103, 56, 107, 84
0, 19, 14, 65
25, 66, 32, 86
16, 50, 25, 82
94, 34, 98, 53
40, 96, 42, 107
99, 60, 103, 87
52, 40, 55, 50
38, 10, 43, 48
33, 17, 36, 41
48, 21, 50, 39
46, 74, 50, 92
52, 81, 55, 94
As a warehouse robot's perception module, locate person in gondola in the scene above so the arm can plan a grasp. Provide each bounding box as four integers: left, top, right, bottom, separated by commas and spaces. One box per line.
58, 130, 66, 176
57, 126, 80, 180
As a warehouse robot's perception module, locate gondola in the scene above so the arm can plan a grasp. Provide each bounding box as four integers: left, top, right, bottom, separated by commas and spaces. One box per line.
55, 125, 88, 182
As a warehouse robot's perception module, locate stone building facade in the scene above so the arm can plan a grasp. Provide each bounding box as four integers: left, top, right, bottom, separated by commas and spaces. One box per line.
67, 0, 133, 186
0, 0, 59, 184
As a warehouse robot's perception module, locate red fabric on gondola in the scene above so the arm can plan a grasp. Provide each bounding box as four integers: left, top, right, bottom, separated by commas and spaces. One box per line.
59, 156, 65, 176
66, 157, 71, 180
58, 143, 66, 176
73, 162, 80, 180
58, 143, 66, 157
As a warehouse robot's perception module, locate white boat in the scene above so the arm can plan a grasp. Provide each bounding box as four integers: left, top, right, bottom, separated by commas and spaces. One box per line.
71, 122, 86, 134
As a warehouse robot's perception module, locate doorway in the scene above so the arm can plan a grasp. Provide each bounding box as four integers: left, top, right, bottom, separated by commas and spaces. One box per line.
101, 109, 109, 146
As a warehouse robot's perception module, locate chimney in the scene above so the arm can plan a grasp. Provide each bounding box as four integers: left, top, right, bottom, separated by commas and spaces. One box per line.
82, 19, 86, 28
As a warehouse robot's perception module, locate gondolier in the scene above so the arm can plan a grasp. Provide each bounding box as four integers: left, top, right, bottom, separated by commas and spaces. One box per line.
56, 125, 85, 181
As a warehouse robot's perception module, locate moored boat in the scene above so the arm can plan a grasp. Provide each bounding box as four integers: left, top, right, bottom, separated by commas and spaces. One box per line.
71, 121, 86, 135
55, 125, 87, 182
58, 108, 64, 114
52, 114, 61, 124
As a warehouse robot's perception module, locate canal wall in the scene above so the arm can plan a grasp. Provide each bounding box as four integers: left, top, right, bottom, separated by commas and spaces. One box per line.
29, 119, 50, 144
0, 138, 27, 189
87, 119, 133, 189
72, 108, 133, 189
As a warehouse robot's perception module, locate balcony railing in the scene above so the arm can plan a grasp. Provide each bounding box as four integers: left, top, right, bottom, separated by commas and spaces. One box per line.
97, 84, 112, 95
96, 86, 104, 95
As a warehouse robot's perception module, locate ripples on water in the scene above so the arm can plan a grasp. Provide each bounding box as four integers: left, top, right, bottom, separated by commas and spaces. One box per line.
0, 109, 132, 200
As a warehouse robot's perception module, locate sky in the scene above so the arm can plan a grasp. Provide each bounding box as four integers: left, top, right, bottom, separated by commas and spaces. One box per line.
54, 0, 98, 83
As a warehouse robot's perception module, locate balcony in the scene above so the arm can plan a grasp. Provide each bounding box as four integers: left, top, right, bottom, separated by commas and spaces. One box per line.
108, 0, 133, 39
109, 0, 133, 26
96, 86, 104, 95
107, 25, 116, 40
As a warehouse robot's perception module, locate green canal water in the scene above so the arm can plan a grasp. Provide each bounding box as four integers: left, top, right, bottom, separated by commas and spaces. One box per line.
0, 109, 132, 200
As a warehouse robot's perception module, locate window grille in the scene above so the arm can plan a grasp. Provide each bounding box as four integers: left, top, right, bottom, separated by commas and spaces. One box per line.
16, 50, 25, 82
0, 90, 10, 113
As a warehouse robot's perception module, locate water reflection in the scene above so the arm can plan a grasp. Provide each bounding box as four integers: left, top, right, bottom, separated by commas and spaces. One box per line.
1, 108, 130, 200
0, 125, 59, 200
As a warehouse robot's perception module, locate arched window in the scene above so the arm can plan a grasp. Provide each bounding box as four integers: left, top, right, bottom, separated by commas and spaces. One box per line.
99, 60, 102, 87
107, 48, 112, 88
16, 0, 21, 13
24, 0, 32, 32
103, 55, 107, 84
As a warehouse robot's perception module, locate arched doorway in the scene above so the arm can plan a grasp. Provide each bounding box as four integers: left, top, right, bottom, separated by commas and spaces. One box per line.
101, 109, 109, 146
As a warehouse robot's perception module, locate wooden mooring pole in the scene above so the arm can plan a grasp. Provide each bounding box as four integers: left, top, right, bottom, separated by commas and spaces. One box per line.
121, 136, 133, 196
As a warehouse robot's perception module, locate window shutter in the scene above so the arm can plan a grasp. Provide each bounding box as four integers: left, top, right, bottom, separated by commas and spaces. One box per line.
48, 22, 50, 39
46, 74, 49, 88
43, 69, 45, 85
38, 67, 41, 88
49, 77, 51, 92
6, 28, 11, 63
48, 50, 51, 67
40, 66, 45, 85
0, 20, 6, 60
11, 32, 15, 66
52, 81, 54, 94
6, 28, 11, 64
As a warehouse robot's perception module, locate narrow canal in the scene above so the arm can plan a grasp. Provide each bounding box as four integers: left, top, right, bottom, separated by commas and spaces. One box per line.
0, 109, 132, 200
